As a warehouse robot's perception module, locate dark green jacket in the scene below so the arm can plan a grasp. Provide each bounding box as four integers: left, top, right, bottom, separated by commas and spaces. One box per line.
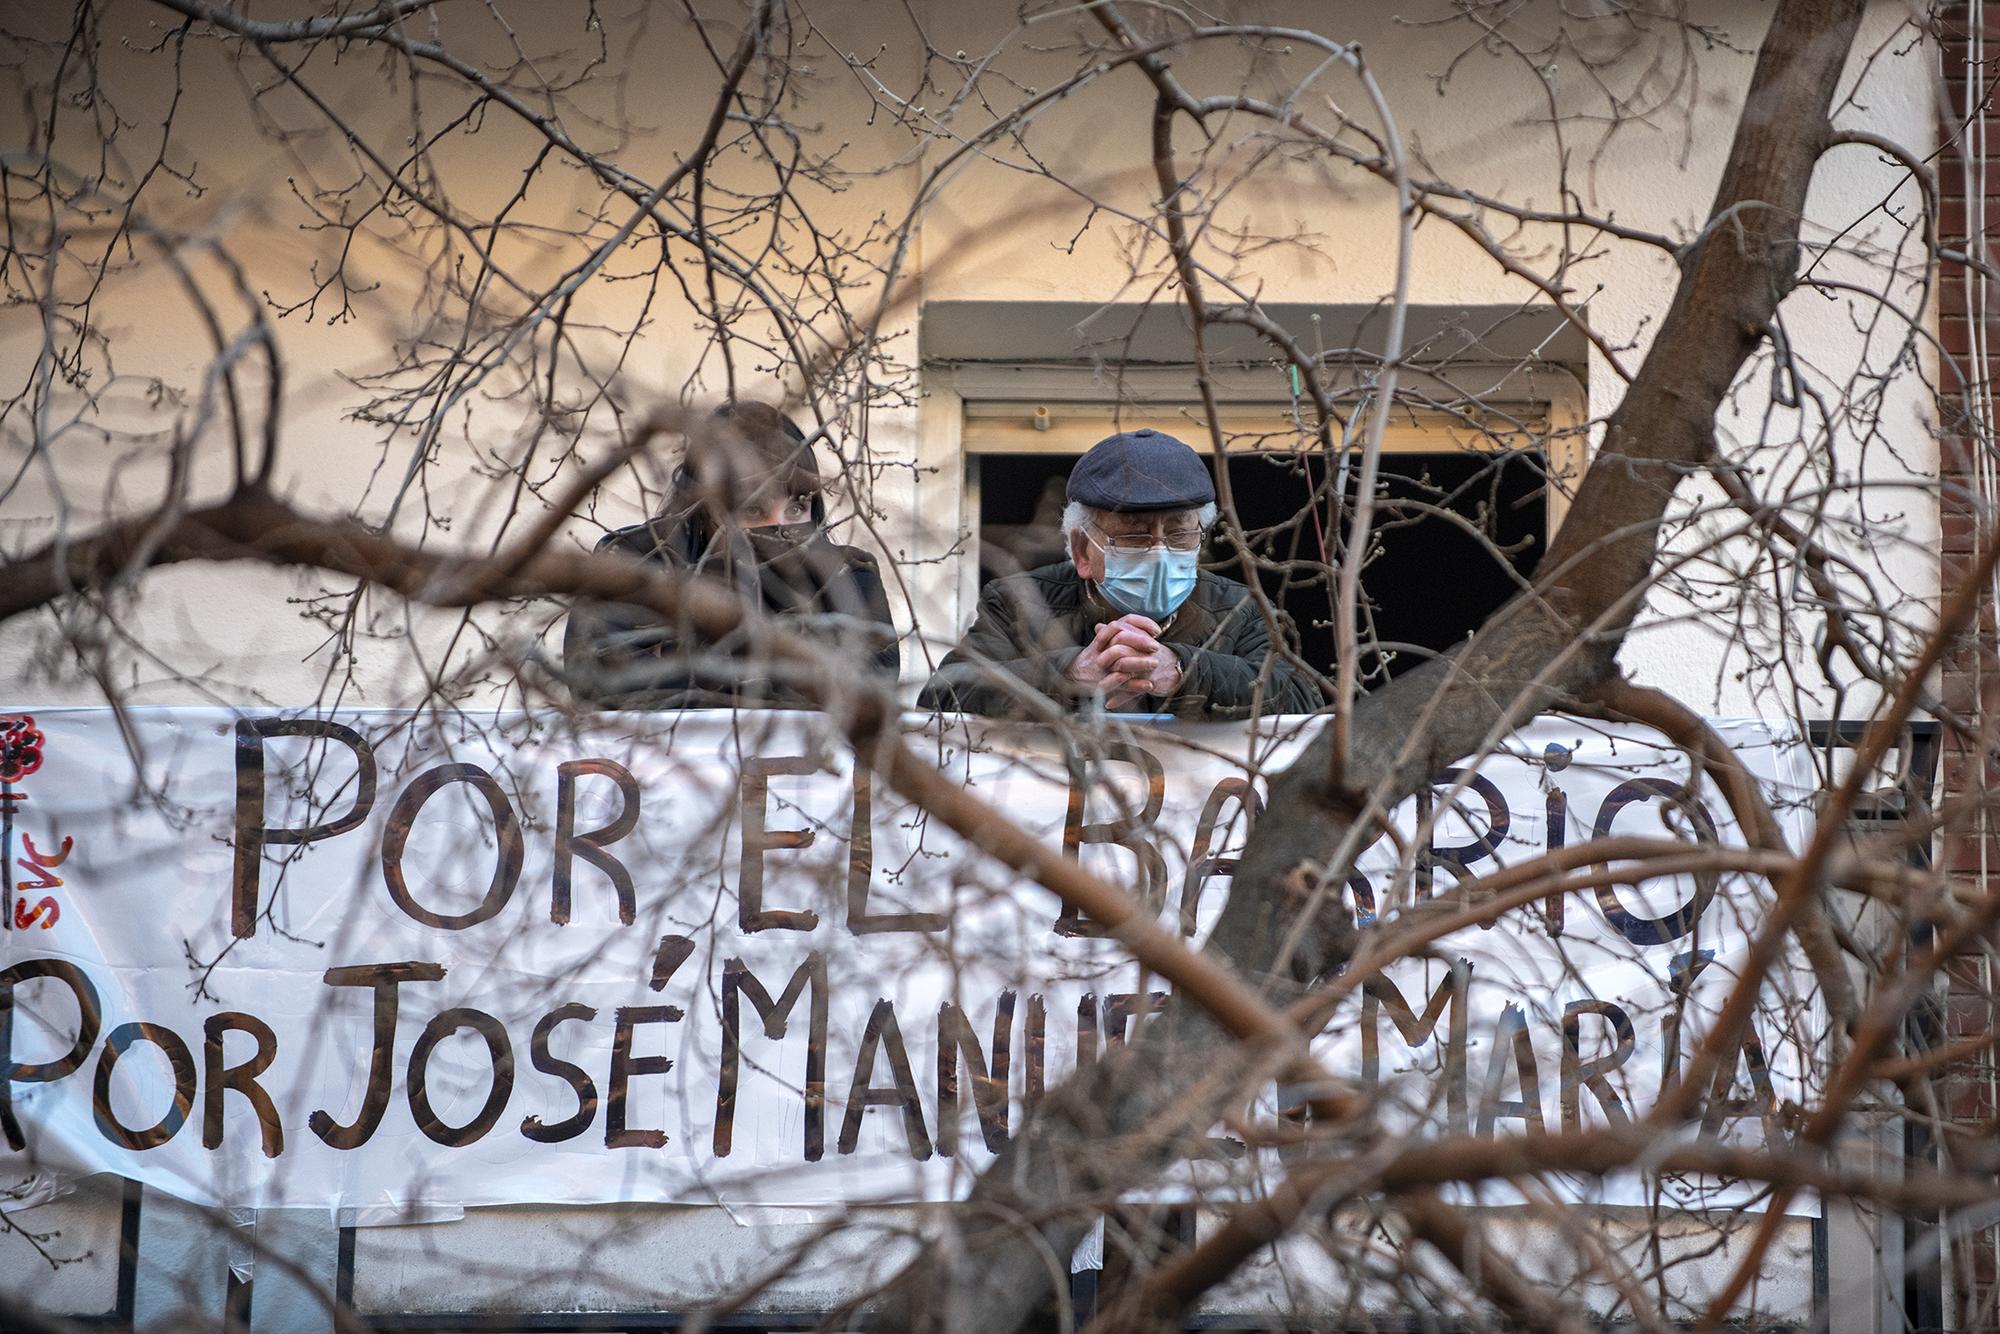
918, 563, 1325, 719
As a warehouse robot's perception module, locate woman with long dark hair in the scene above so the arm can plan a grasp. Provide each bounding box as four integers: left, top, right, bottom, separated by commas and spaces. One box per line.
563, 403, 900, 709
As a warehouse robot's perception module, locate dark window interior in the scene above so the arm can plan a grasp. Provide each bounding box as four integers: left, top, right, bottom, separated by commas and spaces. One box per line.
976, 449, 1547, 687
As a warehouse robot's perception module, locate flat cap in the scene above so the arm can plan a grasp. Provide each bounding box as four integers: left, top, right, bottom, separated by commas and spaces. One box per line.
1066, 429, 1216, 513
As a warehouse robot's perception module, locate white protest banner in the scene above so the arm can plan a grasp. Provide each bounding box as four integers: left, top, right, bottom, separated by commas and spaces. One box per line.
0, 708, 1819, 1214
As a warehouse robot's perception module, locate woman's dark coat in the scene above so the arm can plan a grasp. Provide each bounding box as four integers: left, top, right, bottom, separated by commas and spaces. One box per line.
564, 511, 899, 710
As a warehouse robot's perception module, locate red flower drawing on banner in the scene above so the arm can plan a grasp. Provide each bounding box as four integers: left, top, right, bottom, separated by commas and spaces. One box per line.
0, 715, 44, 783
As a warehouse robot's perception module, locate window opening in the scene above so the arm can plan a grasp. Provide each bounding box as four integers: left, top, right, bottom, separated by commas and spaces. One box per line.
967, 403, 1553, 687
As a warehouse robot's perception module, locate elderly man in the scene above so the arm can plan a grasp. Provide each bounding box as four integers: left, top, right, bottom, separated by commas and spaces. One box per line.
919, 429, 1325, 718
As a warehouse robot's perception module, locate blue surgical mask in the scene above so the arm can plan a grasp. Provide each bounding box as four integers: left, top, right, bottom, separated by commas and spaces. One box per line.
1098, 545, 1199, 621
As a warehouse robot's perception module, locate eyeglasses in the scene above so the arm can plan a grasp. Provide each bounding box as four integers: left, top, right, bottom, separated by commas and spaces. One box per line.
1089, 525, 1205, 553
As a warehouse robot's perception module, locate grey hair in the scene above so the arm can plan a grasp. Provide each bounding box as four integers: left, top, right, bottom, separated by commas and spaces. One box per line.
1060, 500, 1219, 544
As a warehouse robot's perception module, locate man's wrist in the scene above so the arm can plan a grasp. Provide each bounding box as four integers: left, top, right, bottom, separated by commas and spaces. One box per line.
1043, 647, 1086, 691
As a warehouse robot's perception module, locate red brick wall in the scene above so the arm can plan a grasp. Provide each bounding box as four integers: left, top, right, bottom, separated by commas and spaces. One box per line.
1940, 4, 1999, 1328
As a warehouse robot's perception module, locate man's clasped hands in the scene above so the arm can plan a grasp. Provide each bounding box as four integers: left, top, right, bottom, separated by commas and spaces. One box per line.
1067, 613, 1183, 709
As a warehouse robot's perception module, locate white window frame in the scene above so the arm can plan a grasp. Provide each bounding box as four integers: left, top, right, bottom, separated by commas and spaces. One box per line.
921, 362, 1589, 637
